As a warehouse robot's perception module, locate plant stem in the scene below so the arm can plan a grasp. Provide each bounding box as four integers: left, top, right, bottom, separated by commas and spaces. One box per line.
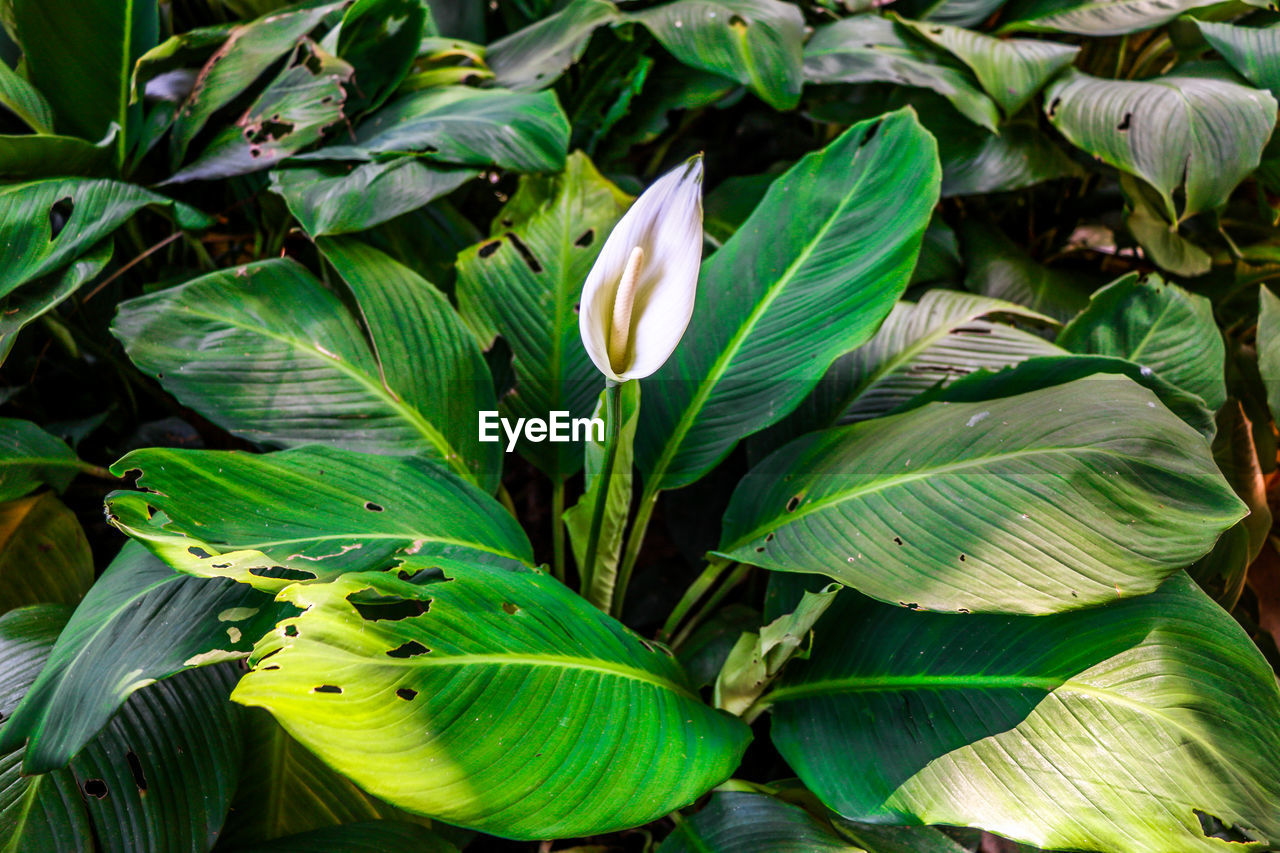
659, 555, 735, 642
582, 381, 622, 596
551, 478, 567, 584
670, 563, 750, 650
611, 486, 658, 618
75, 460, 119, 480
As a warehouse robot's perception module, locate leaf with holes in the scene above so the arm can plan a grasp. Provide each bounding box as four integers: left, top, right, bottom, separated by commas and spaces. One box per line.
637, 109, 939, 495
656, 791, 857, 852
105, 445, 533, 593
112, 253, 500, 490
487, 0, 621, 91
0, 419, 80, 502
0, 542, 277, 773
456, 152, 631, 478
803, 16, 999, 132
0, 492, 92, 614
766, 573, 1280, 852
719, 377, 1244, 614
1058, 272, 1226, 410
1044, 66, 1277, 221
231, 563, 751, 839
632, 0, 805, 110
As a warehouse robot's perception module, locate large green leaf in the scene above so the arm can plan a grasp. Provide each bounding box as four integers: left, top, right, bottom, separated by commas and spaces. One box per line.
1001, 0, 1222, 35
897, 18, 1078, 117
0, 129, 117, 182
105, 445, 533, 593
657, 791, 857, 852
232, 563, 751, 839
1260, 285, 1280, 423
0, 542, 275, 773
334, 0, 426, 115
167, 1, 348, 163
487, 0, 620, 91
112, 253, 499, 489
637, 109, 940, 494
632, 0, 805, 110
1196, 20, 1280, 98
0, 57, 53, 133
719, 377, 1244, 614
1, 606, 246, 853
1044, 66, 1277, 221
803, 17, 999, 132
0, 419, 79, 502
303, 86, 570, 172
0, 493, 92, 614
960, 220, 1092, 322
766, 573, 1280, 852
1058, 272, 1226, 409
218, 710, 442, 847
456, 152, 630, 478
0, 178, 206, 299
10, 0, 157, 164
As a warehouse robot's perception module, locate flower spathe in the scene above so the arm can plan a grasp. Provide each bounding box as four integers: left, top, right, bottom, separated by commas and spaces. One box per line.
580, 155, 704, 382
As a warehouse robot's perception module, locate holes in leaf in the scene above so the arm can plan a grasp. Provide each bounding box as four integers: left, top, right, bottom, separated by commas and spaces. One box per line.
284, 624, 299, 637
126, 751, 147, 792
507, 233, 543, 272
859, 120, 881, 147
478, 240, 502, 258
901, 602, 919, 610
83, 779, 108, 799
728, 14, 747, 29
364, 501, 384, 512
387, 640, 430, 658
959, 554, 966, 562
1195, 810, 1261, 843
1048, 97, 1062, 118
893, 536, 903, 546
764, 532, 775, 542
313, 684, 342, 694
501, 602, 519, 615
49, 197, 74, 240
396, 687, 418, 701
349, 590, 430, 621
1117, 112, 1132, 131
249, 566, 315, 581
188, 546, 212, 559
574, 229, 595, 247
785, 495, 800, 512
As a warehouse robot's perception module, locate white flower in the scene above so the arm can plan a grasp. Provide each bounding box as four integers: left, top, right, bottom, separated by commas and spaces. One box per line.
579, 155, 704, 382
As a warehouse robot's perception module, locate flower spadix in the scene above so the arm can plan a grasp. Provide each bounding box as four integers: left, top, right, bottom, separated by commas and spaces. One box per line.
580, 156, 704, 382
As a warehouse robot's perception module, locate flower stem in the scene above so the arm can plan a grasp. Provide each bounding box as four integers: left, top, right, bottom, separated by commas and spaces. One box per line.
582, 381, 622, 596
551, 478, 566, 584
611, 486, 658, 618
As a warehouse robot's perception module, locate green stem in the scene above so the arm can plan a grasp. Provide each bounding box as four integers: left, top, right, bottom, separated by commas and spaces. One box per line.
551, 478, 567, 584
75, 460, 118, 480
670, 563, 750, 650
659, 555, 735, 643
582, 381, 622, 596
611, 486, 658, 618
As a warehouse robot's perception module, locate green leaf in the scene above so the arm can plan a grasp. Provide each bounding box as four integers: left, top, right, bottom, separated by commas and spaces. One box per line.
217, 710, 443, 847
0, 128, 117, 181
169, 40, 353, 183
1044, 66, 1278, 221
10, 0, 157, 166
0, 178, 207, 300
960, 220, 1093, 322
1262, 286, 1280, 424
719, 377, 1244, 614
304, 85, 570, 172
657, 791, 858, 852
938, 121, 1085, 197
1196, 20, 1280, 98
834, 820, 973, 853
1001, 0, 1223, 35
0, 492, 92, 614
632, 0, 804, 110
168, 2, 348, 164
230, 820, 459, 853
0, 418, 78, 502
456, 152, 630, 478
270, 160, 476, 237
896, 0, 1009, 28
565, 381, 639, 610
231, 563, 751, 839
0, 57, 53, 133
0, 240, 112, 364
803, 16, 999, 132
112, 253, 499, 490
1058, 272, 1226, 409
487, 0, 621, 91
0, 541, 275, 773
335, 0, 426, 114
766, 573, 1280, 852
1121, 173, 1213, 277
897, 18, 1078, 117
105, 445, 533, 593
637, 109, 940, 494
